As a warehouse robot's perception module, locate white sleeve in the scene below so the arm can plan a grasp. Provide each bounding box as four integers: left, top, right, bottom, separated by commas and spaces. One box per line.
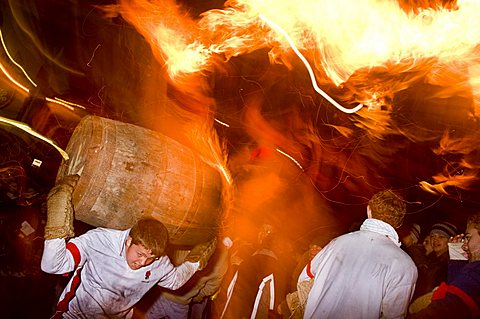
41, 230, 96, 274
41, 238, 76, 274
157, 260, 200, 290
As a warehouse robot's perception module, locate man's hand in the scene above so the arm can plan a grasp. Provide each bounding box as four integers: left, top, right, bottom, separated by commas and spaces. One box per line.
184, 237, 217, 271
44, 174, 79, 240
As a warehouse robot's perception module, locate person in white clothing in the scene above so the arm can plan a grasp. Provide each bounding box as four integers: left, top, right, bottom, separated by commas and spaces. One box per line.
41, 175, 216, 319
299, 190, 418, 319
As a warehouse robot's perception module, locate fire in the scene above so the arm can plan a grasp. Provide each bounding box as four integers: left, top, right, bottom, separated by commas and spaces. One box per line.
113, 0, 480, 197
420, 130, 480, 194
118, 0, 480, 85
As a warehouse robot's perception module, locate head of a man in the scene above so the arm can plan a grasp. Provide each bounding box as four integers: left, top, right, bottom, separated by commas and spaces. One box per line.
429, 221, 457, 257
367, 190, 406, 229
399, 223, 421, 248
125, 218, 168, 270
463, 213, 480, 262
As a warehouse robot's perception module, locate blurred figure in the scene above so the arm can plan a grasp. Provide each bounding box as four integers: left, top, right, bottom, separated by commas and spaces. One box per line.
210, 237, 256, 318
401, 223, 421, 248
221, 223, 288, 319
299, 190, 417, 318
423, 234, 434, 257
400, 223, 429, 278
409, 213, 480, 319
414, 221, 458, 299
278, 235, 332, 319
290, 236, 325, 291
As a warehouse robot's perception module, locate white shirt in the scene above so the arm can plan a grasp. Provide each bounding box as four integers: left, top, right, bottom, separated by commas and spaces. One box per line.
41, 227, 198, 318
300, 218, 417, 319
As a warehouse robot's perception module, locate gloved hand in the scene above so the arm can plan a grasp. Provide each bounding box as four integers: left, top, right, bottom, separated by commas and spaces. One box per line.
184, 237, 217, 271
44, 174, 79, 240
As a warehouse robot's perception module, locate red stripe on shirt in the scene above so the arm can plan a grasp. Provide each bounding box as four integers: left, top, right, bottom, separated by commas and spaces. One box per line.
56, 268, 82, 315
66, 242, 81, 268
306, 261, 315, 279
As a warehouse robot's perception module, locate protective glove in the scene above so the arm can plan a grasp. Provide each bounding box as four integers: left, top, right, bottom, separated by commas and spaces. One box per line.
184, 237, 217, 271
44, 174, 79, 240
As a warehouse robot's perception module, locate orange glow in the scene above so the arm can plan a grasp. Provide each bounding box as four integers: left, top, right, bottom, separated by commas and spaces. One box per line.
113, 0, 480, 202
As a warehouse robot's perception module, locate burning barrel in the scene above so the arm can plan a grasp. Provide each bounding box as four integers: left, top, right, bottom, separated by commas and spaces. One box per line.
56, 115, 224, 246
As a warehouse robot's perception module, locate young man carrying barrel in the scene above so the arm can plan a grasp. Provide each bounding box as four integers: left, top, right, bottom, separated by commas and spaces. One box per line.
41, 175, 216, 319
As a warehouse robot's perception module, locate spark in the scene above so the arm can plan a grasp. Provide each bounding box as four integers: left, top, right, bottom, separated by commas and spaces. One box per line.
0, 27, 37, 88
0, 116, 69, 161
215, 118, 230, 127
260, 14, 363, 114
276, 148, 304, 171
87, 44, 102, 68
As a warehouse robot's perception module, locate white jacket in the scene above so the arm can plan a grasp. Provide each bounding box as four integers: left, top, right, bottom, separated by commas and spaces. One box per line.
41, 227, 198, 318
300, 218, 417, 319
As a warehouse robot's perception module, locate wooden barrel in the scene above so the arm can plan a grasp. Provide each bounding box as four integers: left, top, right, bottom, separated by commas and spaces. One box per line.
56, 115, 224, 246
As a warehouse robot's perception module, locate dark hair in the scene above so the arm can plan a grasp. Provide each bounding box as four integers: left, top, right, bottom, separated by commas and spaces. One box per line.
129, 218, 168, 257
368, 190, 406, 229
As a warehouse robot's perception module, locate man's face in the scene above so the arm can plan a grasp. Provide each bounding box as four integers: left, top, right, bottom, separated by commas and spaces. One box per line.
462, 226, 480, 262
125, 237, 158, 270
430, 233, 449, 257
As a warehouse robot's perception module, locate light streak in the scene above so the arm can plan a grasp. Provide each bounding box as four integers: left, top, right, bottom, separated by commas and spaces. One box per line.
0, 62, 86, 112
1, 26, 87, 112
215, 118, 230, 127
218, 164, 233, 185
0, 27, 37, 88
0, 116, 69, 161
0, 57, 86, 112
276, 148, 304, 171
0, 60, 30, 93
45, 98, 74, 111
259, 14, 364, 114
48, 97, 87, 110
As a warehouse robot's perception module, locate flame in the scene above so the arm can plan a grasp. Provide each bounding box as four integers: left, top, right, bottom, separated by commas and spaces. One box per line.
114, 0, 480, 199
118, 0, 480, 85
419, 130, 480, 194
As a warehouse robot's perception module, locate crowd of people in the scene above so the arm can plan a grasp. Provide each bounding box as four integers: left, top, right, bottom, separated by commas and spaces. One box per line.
40, 176, 480, 318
